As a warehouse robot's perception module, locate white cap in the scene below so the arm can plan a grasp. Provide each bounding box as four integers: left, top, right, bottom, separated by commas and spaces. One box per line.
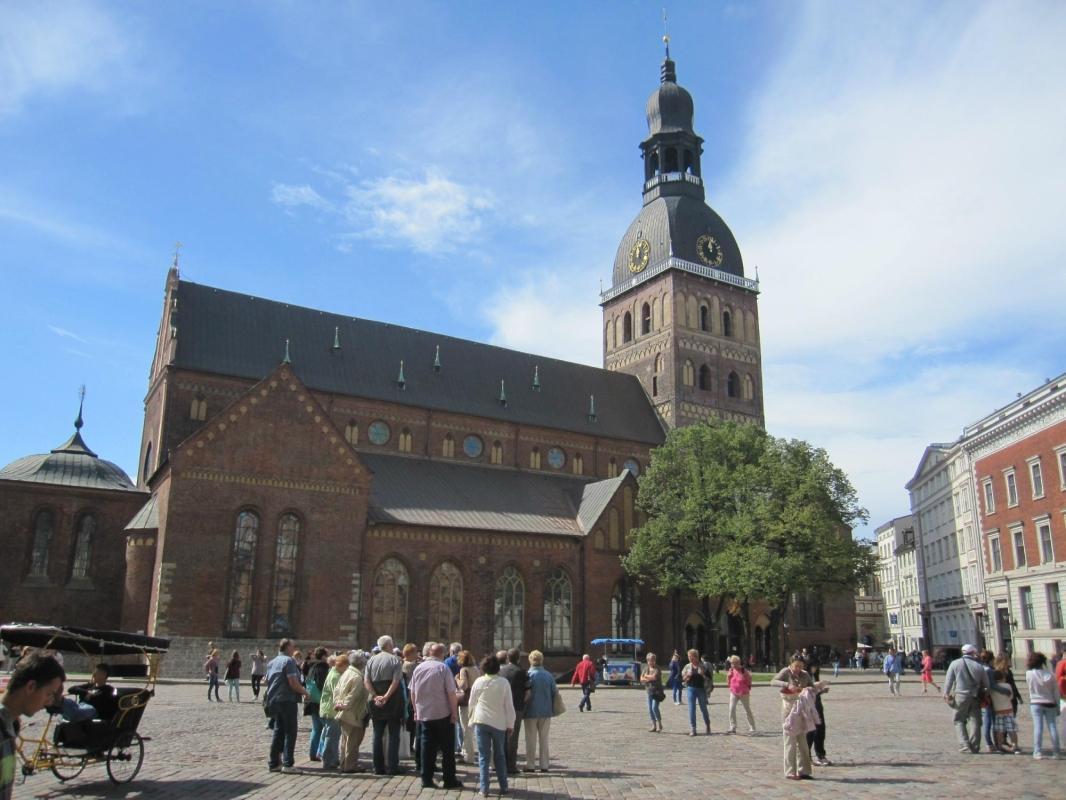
961, 644, 977, 655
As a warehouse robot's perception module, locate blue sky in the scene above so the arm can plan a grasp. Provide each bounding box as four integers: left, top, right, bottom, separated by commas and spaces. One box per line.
2, 1, 1064, 538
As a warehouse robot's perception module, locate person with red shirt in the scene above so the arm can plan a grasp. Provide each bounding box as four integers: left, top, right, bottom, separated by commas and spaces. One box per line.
1055, 650, 1066, 699
571, 655, 598, 712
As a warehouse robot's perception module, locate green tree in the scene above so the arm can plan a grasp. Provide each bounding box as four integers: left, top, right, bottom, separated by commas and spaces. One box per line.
622, 420, 874, 663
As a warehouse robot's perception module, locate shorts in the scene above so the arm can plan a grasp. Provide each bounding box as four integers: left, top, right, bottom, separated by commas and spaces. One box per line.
992, 713, 1017, 733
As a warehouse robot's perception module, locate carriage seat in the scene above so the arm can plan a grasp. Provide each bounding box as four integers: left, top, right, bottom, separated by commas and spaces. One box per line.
54, 689, 152, 750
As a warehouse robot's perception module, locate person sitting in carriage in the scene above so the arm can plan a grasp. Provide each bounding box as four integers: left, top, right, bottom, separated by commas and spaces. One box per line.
55, 664, 118, 724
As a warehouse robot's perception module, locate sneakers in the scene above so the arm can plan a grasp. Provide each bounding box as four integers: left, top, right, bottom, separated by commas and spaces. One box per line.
280, 766, 299, 774
1033, 752, 1043, 760
814, 757, 832, 766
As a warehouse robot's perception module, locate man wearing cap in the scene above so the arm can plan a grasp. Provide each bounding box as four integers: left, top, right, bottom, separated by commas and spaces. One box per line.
943, 644, 989, 753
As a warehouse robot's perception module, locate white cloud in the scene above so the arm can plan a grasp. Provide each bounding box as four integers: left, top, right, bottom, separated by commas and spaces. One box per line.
48, 325, 87, 343
0, 1, 133, 116
342, 170, 494, 255
271, 183, 331, 210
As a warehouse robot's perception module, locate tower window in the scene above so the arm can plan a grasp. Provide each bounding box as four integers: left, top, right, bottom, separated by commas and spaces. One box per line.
684, 150, 695, 174
641, 303, 651, 335
682, 360, 695, 387
722, 310, 733, 337
698, 365, 711, 391
699, 305, 709, 332
664, 147, 679, 173
654, 353, 663, 373
727, 372, 740, 398
623, 312, 633, 343
652, 376, 658, 397
649, 151, 660, 177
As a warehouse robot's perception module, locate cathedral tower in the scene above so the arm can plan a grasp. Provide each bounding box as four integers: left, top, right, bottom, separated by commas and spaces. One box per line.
601, 50, 764, 429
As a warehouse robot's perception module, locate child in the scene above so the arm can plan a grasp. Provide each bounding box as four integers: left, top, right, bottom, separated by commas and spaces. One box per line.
806, 663, 832, 765
990, 668, 1021, 754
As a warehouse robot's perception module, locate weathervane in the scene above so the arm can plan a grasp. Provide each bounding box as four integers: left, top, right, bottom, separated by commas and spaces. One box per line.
172, 241, 183, 269
662, 7, 670, 58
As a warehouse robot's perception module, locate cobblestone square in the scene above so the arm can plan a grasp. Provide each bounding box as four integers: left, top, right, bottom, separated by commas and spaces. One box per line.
14, 674, 1059, 799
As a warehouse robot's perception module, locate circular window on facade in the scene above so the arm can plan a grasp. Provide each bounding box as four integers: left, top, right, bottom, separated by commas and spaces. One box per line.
368, 420, 391, 446
463, 434, 483, 458
623, 458, 641, 476
547, 447, 566, 469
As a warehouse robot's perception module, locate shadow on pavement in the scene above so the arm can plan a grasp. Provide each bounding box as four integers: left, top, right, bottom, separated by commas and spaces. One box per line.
29, 778, 264, 798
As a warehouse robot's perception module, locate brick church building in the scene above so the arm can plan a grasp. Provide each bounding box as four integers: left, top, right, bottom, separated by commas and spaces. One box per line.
1, 53, 856, 674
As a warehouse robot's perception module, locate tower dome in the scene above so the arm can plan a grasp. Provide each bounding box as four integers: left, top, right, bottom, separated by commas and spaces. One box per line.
645, 58, 694, 135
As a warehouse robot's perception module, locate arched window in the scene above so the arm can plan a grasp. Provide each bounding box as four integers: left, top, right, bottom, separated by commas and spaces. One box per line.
543, 568, 573, 650
611, 579, 641, 640
142, 442, 153, 482
664, 147, 679, 173
494, 566, 524, 650
605, 321, 614, 351
227, 511, 259, 633
441, 433, 454, 457
190, 396, 207, 421
623, 312, 632, 343
699, 305, 709, 332
372, 557, 409, 643
684, 150, 695, 174
608, 508, 621, 550
28, 509, 54, 578
743, 374, 754, 400
271, 513, 300, 634
608, 457, 618, 478
572, 453, 584, 475
722, 310, 733, 337
399, 428, 413, 453
345, 420, 358, 445
529, 447, 541, 469
429, 561, 463, 643
641, 303, 651, 335
70, 513, 95, 579
682, 360, 695, 387
491, 441, 503, 465
727, 372, 740, 398
654, 353, 663, 373
593, 528, 605, 549
698, 364, 711, 390
649, 150, 660, 176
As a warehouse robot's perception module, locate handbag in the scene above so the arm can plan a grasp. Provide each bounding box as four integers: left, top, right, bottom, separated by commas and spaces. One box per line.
652, 685, 666, 702
457, 685, 470, 707
552, 690, 566, 717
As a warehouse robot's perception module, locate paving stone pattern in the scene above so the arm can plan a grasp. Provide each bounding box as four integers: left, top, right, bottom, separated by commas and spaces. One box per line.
16, 674, 1060, 799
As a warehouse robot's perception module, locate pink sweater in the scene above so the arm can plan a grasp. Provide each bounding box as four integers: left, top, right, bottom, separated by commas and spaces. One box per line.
728, 668, 752, 696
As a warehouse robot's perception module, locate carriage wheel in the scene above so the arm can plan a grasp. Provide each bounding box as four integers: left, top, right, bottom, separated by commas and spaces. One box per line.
49, 748, 87, 782
105, 733, 144, 784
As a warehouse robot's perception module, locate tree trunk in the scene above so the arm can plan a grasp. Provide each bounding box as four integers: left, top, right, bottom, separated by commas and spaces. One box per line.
740, 600, 751, 660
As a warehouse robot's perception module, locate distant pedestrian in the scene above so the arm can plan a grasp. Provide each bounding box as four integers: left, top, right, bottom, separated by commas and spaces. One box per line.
640, 653, 664, 732
942, 644, 988, 753
524, 649, 557, 772
681, 649, 712, 736
204, 648, 221, 702
469, 653, 515, 796
883, 648, 903, 696
831, 650, 841, 678
251, 649, 267, 699
1025, 651, 1061, 759
668, 651, 683, 705
224, 650, 241, 702
572, 654, 597, 712
726, 655, 756, 734
806, 663, 831, 766
264, 638, 310, 773
990, 668, 1021, 754
920, 650, 939, 693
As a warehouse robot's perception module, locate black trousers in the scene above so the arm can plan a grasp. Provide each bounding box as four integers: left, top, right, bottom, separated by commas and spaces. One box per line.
251, 674, 263, 697
420, 716, 457, 786
806, 720, 826, 758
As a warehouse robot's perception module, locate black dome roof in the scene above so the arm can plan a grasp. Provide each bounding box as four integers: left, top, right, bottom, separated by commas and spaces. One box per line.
0, 421, 136, 492
646, 73, 694, 136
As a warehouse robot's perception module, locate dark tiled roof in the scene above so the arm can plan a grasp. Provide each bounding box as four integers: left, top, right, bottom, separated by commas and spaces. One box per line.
363, 454, 625, 537
125, 495, 159, 530
172, 281, 665, 445
0, 430, 137, 492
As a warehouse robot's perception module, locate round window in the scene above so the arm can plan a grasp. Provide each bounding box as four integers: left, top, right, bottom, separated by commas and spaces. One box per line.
463, 435, 484, 458
547, 447, 566, 469
623, 458, 641, 476
368, 420, 391, 445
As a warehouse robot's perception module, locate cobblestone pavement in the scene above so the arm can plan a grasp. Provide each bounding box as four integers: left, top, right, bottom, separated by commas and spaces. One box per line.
14, 674, 1060, 799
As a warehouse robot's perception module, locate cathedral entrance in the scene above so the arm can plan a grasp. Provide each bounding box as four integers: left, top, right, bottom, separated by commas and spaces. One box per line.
683, 612, 706, 655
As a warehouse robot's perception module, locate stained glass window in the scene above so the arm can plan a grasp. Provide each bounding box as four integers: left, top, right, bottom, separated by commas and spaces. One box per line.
494, 566, 524, 650
429, 561, 463, 642
29, 509, 53, 578
227, 511, 259, 633
270, 513, 300, 634
463, 435, 483, 458
611, 580, 641, 640
368, 420, 391, 445
373, 557, 409, 643
543, 568, 572, 650
71, 513, 95, 579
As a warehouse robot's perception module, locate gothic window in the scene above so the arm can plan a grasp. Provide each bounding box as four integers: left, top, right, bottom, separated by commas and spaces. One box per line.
344, 420, 358, 445
722, 310, 733, 337
70, 513, 95, 579
699, 305, 709, 332
28, 509, 54, 578
226, 511, 259, 633
608, 457, 618, 478
794, 591, 825, 628
649, 150, 660, 176
593, 528, 605, 549
654, 353, 663, 373
611, 580, 641, 639
623, 312, 633, 343
698, 364, 711, 391
190, 396, 207, 421
530, 447, 541, 469
664, 147, 679, 173
372, 557, 409, 643
428, 561, 463, 643
494, 566, 524, 650
743, 374, 754, 400
543, 568, 573, 650
491, 441, 503, 465
652, 296, 661, 329
270, 513, 300, 634
652, 376, 658, 396
641, 303, 651, 335
441, 433, 454, 457
572, 453, 584, 475
398, 428, 413, 453
727, 372, 740, 398
608, 508, 621, 550
682, 360, 695, 387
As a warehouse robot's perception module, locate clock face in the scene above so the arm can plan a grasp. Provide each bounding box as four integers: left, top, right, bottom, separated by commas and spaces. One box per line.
696, 234, 724, 267
628, 238, 650, 273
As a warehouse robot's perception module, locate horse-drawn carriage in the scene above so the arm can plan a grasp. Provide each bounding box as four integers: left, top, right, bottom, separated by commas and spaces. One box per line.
1, 623, 169, 785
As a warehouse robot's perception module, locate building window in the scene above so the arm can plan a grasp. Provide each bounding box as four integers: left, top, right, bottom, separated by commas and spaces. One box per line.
682, 360, 694, 387
608, 457, 617, 478
795, 591, 825, 628
270, 513, 300, 634
592, 528, 605, 548
28, 509, 54, 578
1029, 459, 1045, 498
1057, 447, 1066, 489
428, 561, 463, 643
70, 513, 95, 579
441, 433, 454, 457
988, 532, 1001, 572
463, 435, 483, 458
372, 557, 409, 643
698, 364, 711, 390
608, 509, 621, 550
226, 511, 259, 633
742, 374, 754, 400
190, 396, 207, 421
611, 580, 641, 639
654, 353, 663, 373
399, 428, 413, 453
529, 447, 541, 469
1005, 470, 1018, 507
641, 303, 651, 335
699, 305, 709, 331
727, 372, 740, 398
1019, 586, 1035, 629
623, 312, 632, 343
494, 566, 524, 651
543, 568, 573, 650
1038, 520, 1054, 563
368, 420, 391, 445
572, 453, 583, 475
547, 447, 566, 469
491, 441, 503, 465
1047, 583, 1063, 630
344, 420, 359, 445
722, 310, 732, 337
982, 479, 995, 514
1012, 528, 1027, 568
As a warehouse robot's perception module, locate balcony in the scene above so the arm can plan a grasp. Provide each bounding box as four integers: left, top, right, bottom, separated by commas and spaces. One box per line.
600, 256, 760, 304
643, 171, 704, 192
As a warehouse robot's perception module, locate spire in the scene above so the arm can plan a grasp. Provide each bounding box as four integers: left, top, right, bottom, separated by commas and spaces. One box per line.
332, 326, 341, 350
532, 365, 541, 391
397, 360, 406, 390
498, 380, 508, 407
661, 9, 675, 82
282, 338, 291, 364
587, 394, 597, 422
75, 384, 85, 430
52, 385, 96, 457
433, 345, 441, 372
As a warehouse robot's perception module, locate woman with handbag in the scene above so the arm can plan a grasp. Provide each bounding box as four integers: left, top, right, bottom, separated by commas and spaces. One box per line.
456, 650, 481, 764
523, 649, 557, 772
640, 653, 665, 732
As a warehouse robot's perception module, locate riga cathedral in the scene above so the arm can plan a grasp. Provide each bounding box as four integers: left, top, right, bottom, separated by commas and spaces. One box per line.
0, 52, 856, 674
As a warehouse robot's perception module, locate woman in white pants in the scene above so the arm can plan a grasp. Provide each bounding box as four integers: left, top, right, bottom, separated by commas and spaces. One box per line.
726, 655, 756, 733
